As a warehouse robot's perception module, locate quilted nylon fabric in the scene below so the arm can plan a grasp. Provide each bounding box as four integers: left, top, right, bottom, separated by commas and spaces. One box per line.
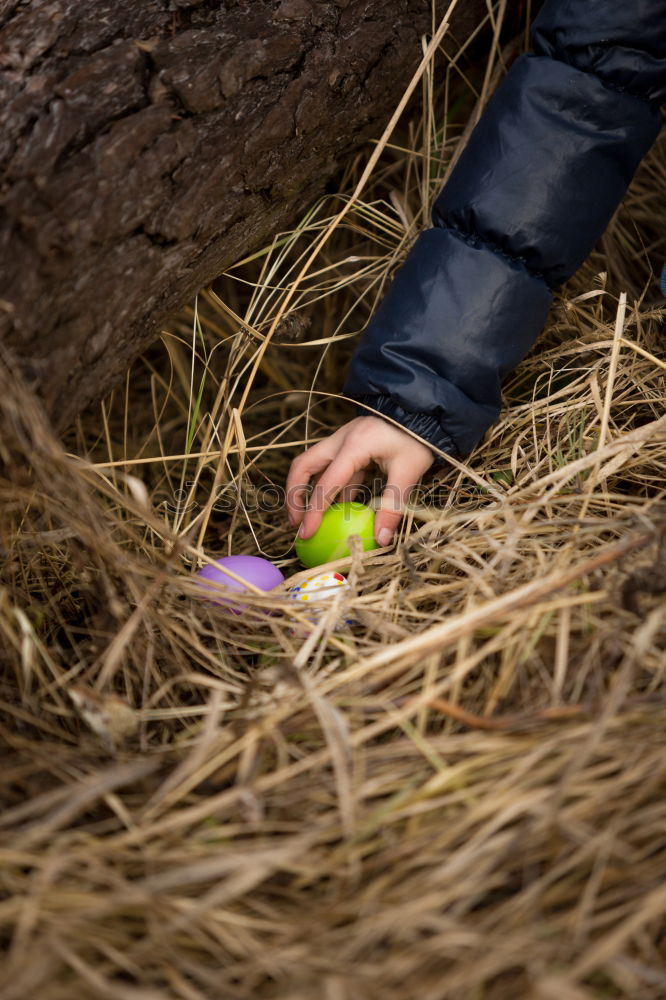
343, 0, 666, 460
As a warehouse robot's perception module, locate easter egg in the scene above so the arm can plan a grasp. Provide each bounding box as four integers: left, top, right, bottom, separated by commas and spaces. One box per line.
288, 571, 350, 604
287, 571, 352, 629
295, 501, 378, 569
196, 555, 284, 601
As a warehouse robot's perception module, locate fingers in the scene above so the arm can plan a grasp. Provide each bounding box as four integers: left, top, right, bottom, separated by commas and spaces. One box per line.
286, 443, 334, 527
286, 416, 434, 549
299, 456, 359, 539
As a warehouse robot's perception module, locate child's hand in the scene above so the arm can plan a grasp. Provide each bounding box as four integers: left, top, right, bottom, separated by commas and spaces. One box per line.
286, 416, 433, 547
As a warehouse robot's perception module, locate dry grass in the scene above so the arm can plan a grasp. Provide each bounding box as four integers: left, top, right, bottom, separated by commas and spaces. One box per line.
2, 5, 666, 998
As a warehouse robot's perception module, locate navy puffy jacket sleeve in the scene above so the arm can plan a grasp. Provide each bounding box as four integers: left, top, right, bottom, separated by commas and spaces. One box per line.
343, 0, 666, 459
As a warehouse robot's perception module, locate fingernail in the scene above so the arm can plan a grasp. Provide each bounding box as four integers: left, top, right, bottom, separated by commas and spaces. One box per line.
377, 528, 392, 547
298, 523, 307, 538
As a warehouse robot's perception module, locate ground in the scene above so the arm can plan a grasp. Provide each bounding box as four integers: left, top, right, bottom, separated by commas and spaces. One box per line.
1, 13, 666, 1000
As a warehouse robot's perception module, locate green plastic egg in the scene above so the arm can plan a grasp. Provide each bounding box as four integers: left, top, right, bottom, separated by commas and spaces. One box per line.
295, 501, 378, 568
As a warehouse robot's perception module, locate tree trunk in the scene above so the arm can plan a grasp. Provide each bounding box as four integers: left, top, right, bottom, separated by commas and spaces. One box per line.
0, 0, 484, 429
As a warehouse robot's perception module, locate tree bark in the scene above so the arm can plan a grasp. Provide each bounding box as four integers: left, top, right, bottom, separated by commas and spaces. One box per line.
0, 0, 485, 429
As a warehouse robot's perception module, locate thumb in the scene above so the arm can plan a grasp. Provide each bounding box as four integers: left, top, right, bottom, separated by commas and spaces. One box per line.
374, 462, 420, 547
374, 507, 403, 548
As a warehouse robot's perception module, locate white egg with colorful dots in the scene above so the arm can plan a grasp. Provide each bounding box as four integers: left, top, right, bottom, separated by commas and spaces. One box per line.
287, 571, 353, 628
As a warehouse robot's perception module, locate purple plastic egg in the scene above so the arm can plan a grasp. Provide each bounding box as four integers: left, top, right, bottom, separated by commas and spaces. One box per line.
196, 555, 284, 603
